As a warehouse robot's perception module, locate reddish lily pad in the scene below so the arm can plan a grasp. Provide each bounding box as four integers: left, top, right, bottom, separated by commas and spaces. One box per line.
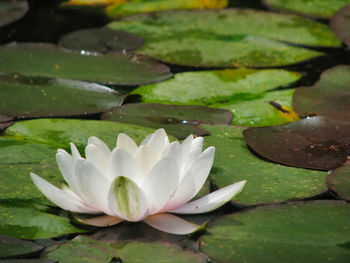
331, 4, 350, 46
101, 103, 232, 139
0, 115, 14, 132
293, 65, 350, 120
327, 160, 350, 201
58, 28, 144, 53
243, 116, 350, 171
0, 0, 28, 28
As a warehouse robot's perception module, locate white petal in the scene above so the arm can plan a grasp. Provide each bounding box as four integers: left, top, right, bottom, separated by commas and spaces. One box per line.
134, 145, 158, 177
144, 129, 169, 158
170, 180, 247, 214
144, 213, 206, 235
141, 157, 179, 214
108, 176, 149, 221
56, 151, 75, 188
70, 143, 81, 160
75, 159, 112, 215
140, 133, 153, 146
161, 141, 182, 169
183, 137, 203, 174
85, 144, 111, 177
116, 133, 138, 156
88, 136, 111, 153
30, 172, 98, 213
111, 148, 142, 183
180, 134, 194, 162
75, 215, 123, 227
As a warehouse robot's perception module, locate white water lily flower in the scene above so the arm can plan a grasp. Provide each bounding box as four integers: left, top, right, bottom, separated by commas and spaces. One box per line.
31, 129, 246, 235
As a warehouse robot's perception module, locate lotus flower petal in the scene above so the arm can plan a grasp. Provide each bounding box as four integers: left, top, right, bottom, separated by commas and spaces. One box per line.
116, 133, 138, 156
143, 128, 169, 158
111, 148, 142, 183
75, 215, 123, 227
135, 145, 158, 177
70, 143, 81, 160
86, 137, 111, 176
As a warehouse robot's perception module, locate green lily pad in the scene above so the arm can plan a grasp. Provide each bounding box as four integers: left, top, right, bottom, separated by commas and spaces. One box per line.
108, 9, 339, 67
0, 234, 43, 259
102, 103, 232, 139
243, 117, 350, 170
328, 160, 350, 201
293, 65, 350, 120
202, 125, 327, 206
0, 74, 125, 119
132, 69, 301, 105
44, 235, 205, 263
58, 28, 144, 53
331, 4, 350, 46
106, 0, 228, 19
0, 0, 28, 28
200, 201, 350, 263
0, 43, 172, 86
263, 0, 350, 19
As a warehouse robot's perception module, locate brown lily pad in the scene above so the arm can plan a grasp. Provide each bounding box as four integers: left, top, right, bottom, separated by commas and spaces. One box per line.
327, 160, 350, 201
331, 4, 350, 46
0, 114, 13, 132
293, 65, 350, 120
243, 116, 350, 171
0, 0, 28, 28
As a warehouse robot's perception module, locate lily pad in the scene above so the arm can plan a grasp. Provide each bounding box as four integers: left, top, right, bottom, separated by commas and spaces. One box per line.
243, 117, 350, 171
106, 0, 228, 19
199, 201, 350, 263
202, 125, 327, 206
263, 0, 350, 19
58, 28, 144, 53
0, 0, 28, 28
293, 65, 350, 120
328, 160, 350, 201
0, 234, 43, 258
108, 9, 339, 67
101, 103, 232, 139
0, 74, 125, 119
132, 69, 301, 105
44, 235, 205, 263
331, 4, 350, 46
0, 43, 172, 86
0, 115, 13, 132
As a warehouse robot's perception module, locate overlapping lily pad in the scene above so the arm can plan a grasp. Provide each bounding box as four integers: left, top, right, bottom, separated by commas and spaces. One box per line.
102, 103, 232, 139
293, 65, 350, 120
243, 117, 350, 170
202, 125, 327, 206
0, 234, 43, 258
108, 9, 339, 67
0, 43, 172, 86
331, 4, 350, 46
328, 161, 350, 201
0, 74, 125, 119
263, 0, 350, 19
58, 28, 144, 53
0, 0, 28, 27
0, 115, 13, 132
199, 201, 350, 263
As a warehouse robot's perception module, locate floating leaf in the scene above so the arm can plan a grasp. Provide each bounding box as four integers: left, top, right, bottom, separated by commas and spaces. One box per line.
102, 103, 232, 139
0, 234, 43, 259
243, 117, 350, 170
0, 0, 28, 28
44, 235, 205, 263
0, 74, 125, 119
0, 115, 13, 132
293, 65, 350, 120
108, 9, 339, 67
200, 201, 350, 263
62, 0, 124, 6
263, 0, 350, 19
58, 28, 144, 53
328, 160, 350, 201
331, 4, 350, 46
0, 43, 172, 86
202, 125, 327, 206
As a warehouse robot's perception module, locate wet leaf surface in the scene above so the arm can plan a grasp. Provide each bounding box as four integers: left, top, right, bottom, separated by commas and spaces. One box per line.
293, 65, 350, 120
0, 0, 28, 28
327, 160, 350, 201
331, 4, 350, 46
0, 234, 43, 259
0, 74, 125, 119
203, 125, 327, 206
58, 28, 144, 53
102, 103, 232, 139
0, 43, 172, 86
200, 201, 350, 263
243, 116, 350, 170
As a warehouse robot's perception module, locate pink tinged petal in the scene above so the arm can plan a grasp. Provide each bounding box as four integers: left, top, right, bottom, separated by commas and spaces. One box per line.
144, 213, 207, 235
116, 133, 138, 156
111, 148, 142, 183
85, 144, 111, 177
30, 172, 98, 213
134, 145, 158, 177
75, 215, 123, 227
141, 157, 180, 214
108, 176, 149, 222
70, 143, 81, 160
75, 159, 113, 215
170, 180, 247, 214
145, 129, 169, 158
